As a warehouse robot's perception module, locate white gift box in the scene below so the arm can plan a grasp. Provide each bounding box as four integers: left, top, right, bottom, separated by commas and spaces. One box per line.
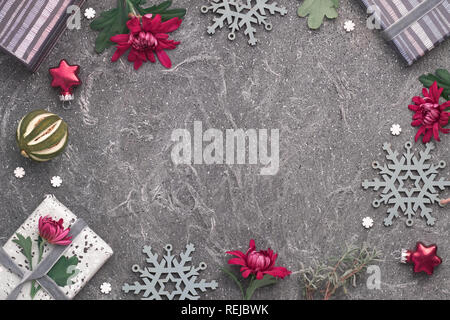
0, 195, 113, 300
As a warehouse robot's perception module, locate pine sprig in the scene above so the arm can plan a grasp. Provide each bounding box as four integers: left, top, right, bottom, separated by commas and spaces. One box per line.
419, 69, 450, 101
90, 0, 186, 53
298, 244, 381, 300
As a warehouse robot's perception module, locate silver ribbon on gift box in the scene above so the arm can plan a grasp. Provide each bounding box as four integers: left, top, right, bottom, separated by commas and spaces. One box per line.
382, 0, 446, 40
0, 218, 87, 300
361, 0, 450, 65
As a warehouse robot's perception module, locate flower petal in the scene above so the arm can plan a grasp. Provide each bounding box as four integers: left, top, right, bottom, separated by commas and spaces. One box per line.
126, 17, 142, 34
156, 50, 172, 68
423, 129, 433, 143
411, 119, 422, 126
264, 266, 292, 279
146, 50, 156, 63
249, 239, 256, 251
433, 123, 440, 141
149, 14, 162, 32
226, 250, 247, 259
429, 81, 443, 102
408, 104, 419, 111
142, 14, 153, 32
110, 34, 129, 44
160, 17, 182, 33
412, 96, 425, 105
227, 257, 247, 266
415, 126, 426, 142
134, 59, 144, 70
111, 45, 130, 62
241, 269, 252, 278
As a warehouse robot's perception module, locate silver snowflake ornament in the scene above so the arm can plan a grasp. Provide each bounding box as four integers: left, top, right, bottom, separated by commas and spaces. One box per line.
201, 0, 287, 46
122, 243, 218, 300
362, 142, 450, 227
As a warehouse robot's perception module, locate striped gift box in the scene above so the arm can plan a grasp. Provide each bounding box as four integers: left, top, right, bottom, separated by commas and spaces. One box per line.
361, 0, 450, 65
0, 0, 84, 72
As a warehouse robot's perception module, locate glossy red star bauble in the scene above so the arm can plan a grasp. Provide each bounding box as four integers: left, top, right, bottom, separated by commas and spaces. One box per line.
49, 59, 81, 101
401, 242, 442, 275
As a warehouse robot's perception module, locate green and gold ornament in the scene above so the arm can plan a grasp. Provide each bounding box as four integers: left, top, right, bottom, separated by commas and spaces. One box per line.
16, 110, 68, 162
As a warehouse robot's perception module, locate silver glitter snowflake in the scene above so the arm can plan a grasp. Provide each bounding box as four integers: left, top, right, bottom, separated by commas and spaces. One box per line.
362, 142, 450, 227
122, 243, 218, 300
201, 0, 287, 45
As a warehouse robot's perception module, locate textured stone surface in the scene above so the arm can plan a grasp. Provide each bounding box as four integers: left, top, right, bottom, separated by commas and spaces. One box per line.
0, 0, 449, 300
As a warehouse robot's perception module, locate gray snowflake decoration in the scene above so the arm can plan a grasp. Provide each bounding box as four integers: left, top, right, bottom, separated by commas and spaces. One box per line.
200, 0, 287, 45
362, 142, 450, 227
122, 243, 218, 300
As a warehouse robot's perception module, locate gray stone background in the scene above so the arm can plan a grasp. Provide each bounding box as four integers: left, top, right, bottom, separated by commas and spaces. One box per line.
0, 0, 449, 300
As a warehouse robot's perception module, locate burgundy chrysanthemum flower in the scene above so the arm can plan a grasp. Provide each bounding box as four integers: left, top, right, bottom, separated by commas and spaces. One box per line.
110, 14, 181, 70
226, 239, 291, 280
38, 216, 72, 246
409, 81, 450, 143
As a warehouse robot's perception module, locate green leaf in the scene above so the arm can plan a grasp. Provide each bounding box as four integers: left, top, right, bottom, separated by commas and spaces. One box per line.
221, 267, 245, 299
30, 282, 41, 299
47, 256, 79, 287
297, 0, 339, 29
419, 69, 450, 101
12, 233, 33, 269
245, 275, 278, 300
90, 0, 186, 53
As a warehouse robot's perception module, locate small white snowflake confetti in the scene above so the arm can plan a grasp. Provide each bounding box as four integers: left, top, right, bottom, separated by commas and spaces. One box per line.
362, 217, 374, 229
14, 167, 25, 179
84, 7, 96, 20
50, 176, 62, 188
100, 282, 112, 294
344, 20, 355, 32
390, 124, 402, 136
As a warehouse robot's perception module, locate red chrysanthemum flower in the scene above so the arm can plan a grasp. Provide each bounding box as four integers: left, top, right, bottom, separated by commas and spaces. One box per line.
110, 14, 181, 70
409, 81, 450, 143
226, 239, 291, 280
38, 216, 72, 246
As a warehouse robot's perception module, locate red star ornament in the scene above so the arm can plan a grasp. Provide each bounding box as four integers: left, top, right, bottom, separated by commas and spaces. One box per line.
401, 242, 442, 275
49, 59, 81, 101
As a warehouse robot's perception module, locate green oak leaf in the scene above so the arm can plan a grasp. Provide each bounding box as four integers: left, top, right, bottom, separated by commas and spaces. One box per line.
419, 69, 450, 101
90, 0, 186, 54
47, 256, 79, 287
298, 0, 339, 29
12, 233, 33, 269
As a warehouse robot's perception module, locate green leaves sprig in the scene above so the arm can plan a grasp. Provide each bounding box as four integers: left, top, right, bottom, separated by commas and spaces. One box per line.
419, 69, 450, 101
297, 0, 339, 29
222, 267, 278, 300
13, 233, 79, 299
90, 0, 187, 53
